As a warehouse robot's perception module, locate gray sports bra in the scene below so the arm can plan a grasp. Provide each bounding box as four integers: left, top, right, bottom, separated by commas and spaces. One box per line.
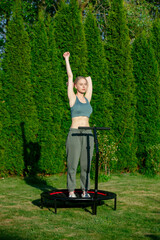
71, 96, 93, 118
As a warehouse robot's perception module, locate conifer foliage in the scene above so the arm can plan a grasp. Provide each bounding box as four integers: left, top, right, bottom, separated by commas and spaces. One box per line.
54, 0, 88, 78
1, 0, 160, 176
53, 0, 88, 135
0, 79, 11, 174
84, 7, 113, 128
1, 0, 39, 175
132, 32, 160, 175
151, 17, 160, 69
105, 0, 137, 171
46, 16, 65, 172
30, 10, 56, 174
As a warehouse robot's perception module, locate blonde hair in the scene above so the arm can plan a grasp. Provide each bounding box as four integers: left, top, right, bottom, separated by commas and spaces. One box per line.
74, 76, 87, 85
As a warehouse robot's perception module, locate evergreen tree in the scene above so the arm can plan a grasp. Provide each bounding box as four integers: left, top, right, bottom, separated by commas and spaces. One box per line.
53, 0, 88, 134
46, 16, 66, 172
151, 17, 160, 68
84, 6, 113, 128
105, 0, 137, 171
30, 10, 57, 174
84, 6, 116, 173
132, 31, 160, 175
0, 72, 11, 175
54, 0, 88, 77
1, 0, 39, 175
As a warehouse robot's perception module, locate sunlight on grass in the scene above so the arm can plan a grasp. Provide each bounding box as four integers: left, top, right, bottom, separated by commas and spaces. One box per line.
0, 173, 160, 240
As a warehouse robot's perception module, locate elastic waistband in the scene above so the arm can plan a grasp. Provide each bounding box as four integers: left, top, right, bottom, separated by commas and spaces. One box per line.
69, 128, 92, 132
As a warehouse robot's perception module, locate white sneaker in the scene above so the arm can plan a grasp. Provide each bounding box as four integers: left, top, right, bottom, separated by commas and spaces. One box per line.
69, 192, 76, 198
81, 191, 91, 198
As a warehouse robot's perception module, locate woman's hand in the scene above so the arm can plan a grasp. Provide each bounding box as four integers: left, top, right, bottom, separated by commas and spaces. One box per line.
63, 52, 70, 59
86, 76, 91, 82
63, 51, 73, 79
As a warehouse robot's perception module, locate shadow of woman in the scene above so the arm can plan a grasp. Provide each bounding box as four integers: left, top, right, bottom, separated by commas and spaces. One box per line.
20, 122, 57, 193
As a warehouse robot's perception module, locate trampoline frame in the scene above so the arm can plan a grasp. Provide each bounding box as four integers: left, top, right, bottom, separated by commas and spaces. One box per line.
40, 127, 117, 215
41, 188, 117, 214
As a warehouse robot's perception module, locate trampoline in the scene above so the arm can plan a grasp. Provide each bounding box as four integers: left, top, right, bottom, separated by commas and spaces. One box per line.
41, 127, 117, 215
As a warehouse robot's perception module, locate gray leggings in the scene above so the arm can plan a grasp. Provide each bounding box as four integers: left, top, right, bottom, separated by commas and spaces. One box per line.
66, 128, 94, 192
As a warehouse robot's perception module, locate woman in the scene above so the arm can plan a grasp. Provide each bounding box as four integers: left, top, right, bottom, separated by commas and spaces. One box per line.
63, 51, 94, 198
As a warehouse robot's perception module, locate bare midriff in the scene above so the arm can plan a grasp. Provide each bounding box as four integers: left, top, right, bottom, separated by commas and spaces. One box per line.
70, 116, 90, 129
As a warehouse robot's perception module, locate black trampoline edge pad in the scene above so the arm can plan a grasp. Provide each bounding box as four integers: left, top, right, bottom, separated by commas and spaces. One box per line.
41, 189, 117, 202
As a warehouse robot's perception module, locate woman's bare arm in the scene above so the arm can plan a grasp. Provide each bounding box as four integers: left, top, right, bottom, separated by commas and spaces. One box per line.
63, 52, 73, 79
85, 76, 93, 102
63, 52, 75, 105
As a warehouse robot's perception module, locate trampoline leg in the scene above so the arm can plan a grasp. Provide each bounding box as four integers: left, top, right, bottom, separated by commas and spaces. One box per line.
114, 196, 117, 210
54, 199, 57, 214
92, 201, 97, 215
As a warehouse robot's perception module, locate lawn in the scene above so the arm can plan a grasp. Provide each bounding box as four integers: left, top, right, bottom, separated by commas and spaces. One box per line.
0, 173, 160, 240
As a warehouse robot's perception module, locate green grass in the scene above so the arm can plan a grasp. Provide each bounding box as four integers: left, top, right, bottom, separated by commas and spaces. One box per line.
0, 173, 160, 240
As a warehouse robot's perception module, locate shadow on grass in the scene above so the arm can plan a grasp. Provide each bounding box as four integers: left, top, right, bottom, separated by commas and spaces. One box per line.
24, 175, 59, 210
24, 175, 56, 192
21, 122, 57, 191
21, 122, 59, 209
145, 234, 160, 240
37, 199, 106, 215
0, 231, 27, 240
147, 196, 160, 204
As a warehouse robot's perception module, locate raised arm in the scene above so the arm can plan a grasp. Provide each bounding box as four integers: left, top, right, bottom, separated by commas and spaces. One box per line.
63, 52, 73, 79
63, 52, 75, 105
85, 76, 93, 102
